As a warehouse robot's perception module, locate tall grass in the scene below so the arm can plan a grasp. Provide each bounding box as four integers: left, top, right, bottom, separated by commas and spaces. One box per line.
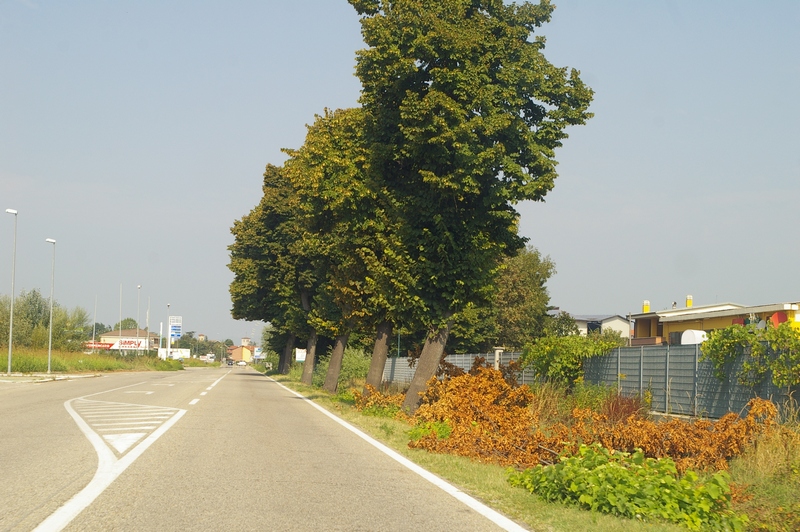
729, 426, 800, 530
4, 348, 183, 372
528, 381, 627, 425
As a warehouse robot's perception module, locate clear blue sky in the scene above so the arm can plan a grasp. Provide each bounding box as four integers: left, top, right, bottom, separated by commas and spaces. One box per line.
1, 1, 798, 343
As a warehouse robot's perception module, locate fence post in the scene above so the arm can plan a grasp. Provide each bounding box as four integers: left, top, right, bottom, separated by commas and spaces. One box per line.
616, 348, 621, 393
665, 344, 670, 414
693, 344, 698, 417
639, 346, 644, 396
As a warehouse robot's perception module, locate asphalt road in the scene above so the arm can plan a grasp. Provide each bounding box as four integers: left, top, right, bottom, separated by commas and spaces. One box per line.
0, 367, 523, 531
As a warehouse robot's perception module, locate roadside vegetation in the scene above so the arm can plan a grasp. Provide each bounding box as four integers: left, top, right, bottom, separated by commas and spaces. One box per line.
0, 348, 189, 373
253, 354, 800, 532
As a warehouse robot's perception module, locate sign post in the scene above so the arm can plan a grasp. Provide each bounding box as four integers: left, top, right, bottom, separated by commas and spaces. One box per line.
168, 316, 182, 359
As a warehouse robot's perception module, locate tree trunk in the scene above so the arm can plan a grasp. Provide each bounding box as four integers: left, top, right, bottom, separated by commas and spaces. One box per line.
323, 333, 349, 393
278, 333, 296, 374
300, 329, 318, 385
402, 322, 451, 413
364, 321, 393, 396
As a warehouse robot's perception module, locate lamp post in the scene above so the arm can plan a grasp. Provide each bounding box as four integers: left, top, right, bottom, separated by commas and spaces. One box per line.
46, 238, 56, 373
119, 283, 123, 355
92, 295, 97, 354
146, 296, 150, 355
166, 303, 171, 360
136, 284, 141, 355
5, 208, 17, 375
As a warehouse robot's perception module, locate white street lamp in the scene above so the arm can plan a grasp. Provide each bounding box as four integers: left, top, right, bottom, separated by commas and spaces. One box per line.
46, 238, 56, 373
146, 296, 150, 354
166, 303, 171, 360
6, 208, 17, 375
118, 283, 122, 355
136, 285, 141, 355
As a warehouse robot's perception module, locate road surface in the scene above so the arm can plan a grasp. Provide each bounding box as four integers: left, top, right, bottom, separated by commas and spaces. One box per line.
0, 367, 524, 531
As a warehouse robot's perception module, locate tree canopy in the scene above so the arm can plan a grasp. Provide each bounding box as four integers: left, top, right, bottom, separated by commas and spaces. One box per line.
349, 0, 593, 408
228, 0, 592, 404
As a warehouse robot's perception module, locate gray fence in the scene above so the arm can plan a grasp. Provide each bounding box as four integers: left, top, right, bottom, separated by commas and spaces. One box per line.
383, 351, 539, 387
382, 346, 797, 419
584, 345, 798, 419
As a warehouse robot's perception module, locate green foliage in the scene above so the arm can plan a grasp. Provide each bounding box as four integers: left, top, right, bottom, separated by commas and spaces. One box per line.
508, 444, 747, 531
312, 347, 371, 389
449, 246, 556, 353
228, 164, 314, 338
113, 317, 139, 330
352, 0, 593, 327
409, 420, 452, 442
362, 403, 402, 419
545, 311, 580, 337
284, 108, 419, 335
153, 358, 184, 371
493, 247, 556, 349
521, 330, 625, 385
701, 322, 800, 389
3, 349, 184, 372
0, 290, 91, 351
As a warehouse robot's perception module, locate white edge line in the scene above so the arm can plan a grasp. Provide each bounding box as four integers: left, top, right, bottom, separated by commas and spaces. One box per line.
34, 397, 186, 532
267, 377, 527, 532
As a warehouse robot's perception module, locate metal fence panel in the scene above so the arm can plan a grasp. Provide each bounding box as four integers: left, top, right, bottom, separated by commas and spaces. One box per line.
382, 347, 797, 419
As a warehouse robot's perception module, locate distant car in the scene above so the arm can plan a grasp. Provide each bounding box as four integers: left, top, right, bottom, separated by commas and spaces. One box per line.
236, 361, 246, 366
227, 360, 234, 366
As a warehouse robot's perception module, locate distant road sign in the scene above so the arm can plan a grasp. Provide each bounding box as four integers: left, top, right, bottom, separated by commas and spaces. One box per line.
169, 316, 182, 339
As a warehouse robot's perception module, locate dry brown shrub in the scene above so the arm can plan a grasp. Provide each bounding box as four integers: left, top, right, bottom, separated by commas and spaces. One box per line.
352, 385, 408, 420
402, 366, 780, 472
409, 367, 540, 466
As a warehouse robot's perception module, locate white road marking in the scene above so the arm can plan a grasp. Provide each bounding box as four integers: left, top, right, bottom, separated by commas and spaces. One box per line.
103, 433, 147, 453
33, 383, 186, 532
269, 377, 527, 532
200, 392, 207, 396
123, 391, 153, 394
206, 372, 229, 390
189, 399, 199, 405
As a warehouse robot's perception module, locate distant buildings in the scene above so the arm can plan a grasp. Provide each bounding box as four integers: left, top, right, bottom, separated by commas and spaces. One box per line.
629, 297, 798, 346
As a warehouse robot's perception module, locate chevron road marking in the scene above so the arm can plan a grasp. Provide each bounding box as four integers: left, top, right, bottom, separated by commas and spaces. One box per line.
33, 383, 188, 532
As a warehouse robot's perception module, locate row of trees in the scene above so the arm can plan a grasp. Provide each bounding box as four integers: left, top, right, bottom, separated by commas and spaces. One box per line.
229, 0, 593, 411
1, 290, 93, 351
0, 290, 188, 353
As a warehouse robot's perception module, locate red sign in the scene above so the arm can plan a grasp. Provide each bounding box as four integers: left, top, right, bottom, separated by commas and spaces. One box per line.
83, 342, 114, 350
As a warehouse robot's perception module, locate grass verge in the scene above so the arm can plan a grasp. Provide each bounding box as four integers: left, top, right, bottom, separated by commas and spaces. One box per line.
3, 348, 186, 372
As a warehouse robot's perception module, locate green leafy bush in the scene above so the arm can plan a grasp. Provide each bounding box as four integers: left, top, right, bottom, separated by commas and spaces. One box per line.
508, 443, 747, 531
312, 347, 371, 389
521, 330, 625, 385
702, 322, 800, 389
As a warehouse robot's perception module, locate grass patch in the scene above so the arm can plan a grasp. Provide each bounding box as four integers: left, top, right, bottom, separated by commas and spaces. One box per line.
728, 427, 800, 530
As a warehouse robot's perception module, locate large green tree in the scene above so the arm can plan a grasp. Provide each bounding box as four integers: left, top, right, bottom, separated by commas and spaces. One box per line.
349, 0, 593, 410
448, 245, 555, 352
228, 164, 318, 374
283, 107, 422, 392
